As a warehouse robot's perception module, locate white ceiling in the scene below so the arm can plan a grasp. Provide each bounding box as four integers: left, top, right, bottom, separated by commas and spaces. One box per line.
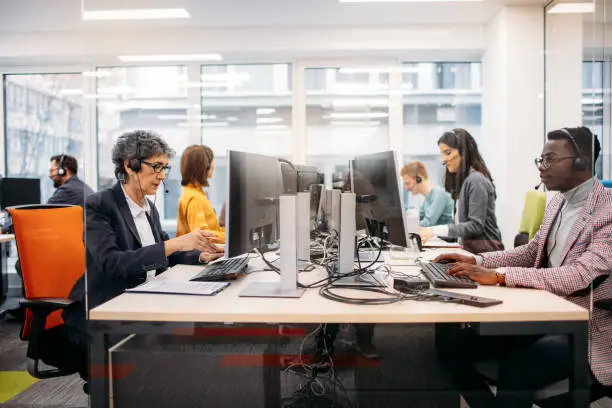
0, 0, 548, 33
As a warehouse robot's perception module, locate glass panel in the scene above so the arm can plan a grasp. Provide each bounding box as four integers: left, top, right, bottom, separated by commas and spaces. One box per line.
582, 61, 604, 179
3, 74, 84, 202
201, 64, 293, 212
95, 66, 190, 225
305, 67, 390, 186
401, 62, 482, 209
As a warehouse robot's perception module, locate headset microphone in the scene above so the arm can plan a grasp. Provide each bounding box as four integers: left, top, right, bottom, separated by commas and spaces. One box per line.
534, 181, 543, 190
162, 180, 169, 194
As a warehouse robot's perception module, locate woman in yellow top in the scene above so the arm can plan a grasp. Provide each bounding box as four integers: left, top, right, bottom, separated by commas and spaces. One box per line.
176, 145, 225, 243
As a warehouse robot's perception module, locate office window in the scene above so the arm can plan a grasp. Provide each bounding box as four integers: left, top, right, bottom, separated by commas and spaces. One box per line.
582, 61, 604, 179
200, 64, 293, 212
401, 62, 482, 209
96, 66, 190, 222
3, 74, 84, 202
305, 67, 389, 186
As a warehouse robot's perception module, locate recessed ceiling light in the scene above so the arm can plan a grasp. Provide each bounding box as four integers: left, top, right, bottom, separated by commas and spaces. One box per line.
82, 8, 190, 21
547, 2, 594, 13
340, 0, 482, 2
325, 112, 389, 119
256, 108, 276, 115
256, 117, 283, 124
117, 54, 222, 62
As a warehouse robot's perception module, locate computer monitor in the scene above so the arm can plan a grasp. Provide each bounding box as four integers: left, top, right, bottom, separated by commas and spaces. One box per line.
0, 178, 41, 209
278, 159, 297, 194
347, 159, 366, 231
295, 165, 321, 192
351, 151, 411, 248
226, 151, 284, 258
309, 184, 324, 229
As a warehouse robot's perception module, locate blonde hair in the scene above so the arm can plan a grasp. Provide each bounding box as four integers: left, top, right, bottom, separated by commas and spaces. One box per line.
401, 161, 428, 180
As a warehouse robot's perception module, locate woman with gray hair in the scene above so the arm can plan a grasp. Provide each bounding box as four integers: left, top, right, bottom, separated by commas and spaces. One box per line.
62, 130, 223, 390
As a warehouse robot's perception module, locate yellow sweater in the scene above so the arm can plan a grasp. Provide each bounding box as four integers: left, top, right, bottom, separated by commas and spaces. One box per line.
176, 183, 225, 243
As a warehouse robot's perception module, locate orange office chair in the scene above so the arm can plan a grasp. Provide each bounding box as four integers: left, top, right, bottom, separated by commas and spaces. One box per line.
8, 204, 85, 379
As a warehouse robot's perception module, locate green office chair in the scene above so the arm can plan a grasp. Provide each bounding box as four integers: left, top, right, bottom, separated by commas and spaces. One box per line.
514, 190, 547, 248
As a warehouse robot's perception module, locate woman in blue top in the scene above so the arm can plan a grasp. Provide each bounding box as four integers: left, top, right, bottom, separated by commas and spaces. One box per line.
401, 161, 454, 227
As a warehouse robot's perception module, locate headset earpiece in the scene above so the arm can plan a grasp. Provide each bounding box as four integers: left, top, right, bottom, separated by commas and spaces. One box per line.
57, 155, 66, 176
560, 128, 588, 172
572, 156, 587, 172
127, 136, 143, 173
416, 176, 423, 184
127, 157, 141, 173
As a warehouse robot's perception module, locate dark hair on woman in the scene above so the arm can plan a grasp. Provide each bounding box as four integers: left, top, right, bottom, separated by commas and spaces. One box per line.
180, 145, 214, 187
437, 128, 493, 200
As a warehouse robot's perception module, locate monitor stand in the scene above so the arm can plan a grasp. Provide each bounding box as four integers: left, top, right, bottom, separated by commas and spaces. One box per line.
331, 193, 384, 288
239, 195, 305, 298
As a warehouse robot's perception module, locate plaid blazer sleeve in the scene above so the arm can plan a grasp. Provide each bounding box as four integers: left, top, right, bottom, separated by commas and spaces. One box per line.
480, 228, 541, 268
492, 195, 612, 296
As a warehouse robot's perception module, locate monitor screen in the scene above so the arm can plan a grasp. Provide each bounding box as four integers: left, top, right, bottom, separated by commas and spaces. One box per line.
226, 151, 284, 258
0, 178, 41, 210
279, 160, 297, 194
308, 184, 324, 230
295, 165, 321, 192
351, 151, 409, 247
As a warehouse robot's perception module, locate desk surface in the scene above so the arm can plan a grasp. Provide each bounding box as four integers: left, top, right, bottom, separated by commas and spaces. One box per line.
0, 234, 15, 243
90, 252, 588, 324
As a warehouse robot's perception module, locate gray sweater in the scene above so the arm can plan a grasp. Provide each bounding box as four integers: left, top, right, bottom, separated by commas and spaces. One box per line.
448, 170, 504, 254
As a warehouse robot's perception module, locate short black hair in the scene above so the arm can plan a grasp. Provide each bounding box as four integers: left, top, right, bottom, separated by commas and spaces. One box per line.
50, 154, 78, 175
547, 127, 601, 170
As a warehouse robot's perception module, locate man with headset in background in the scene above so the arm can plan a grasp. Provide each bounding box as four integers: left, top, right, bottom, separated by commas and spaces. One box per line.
435, 126, 611, 407
7, 155, 95, 321
48, 154, 94, 207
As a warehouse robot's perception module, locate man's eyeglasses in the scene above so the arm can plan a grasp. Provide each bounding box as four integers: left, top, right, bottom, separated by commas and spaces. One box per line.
534, 156, 576, 170
142, 161, 171, 175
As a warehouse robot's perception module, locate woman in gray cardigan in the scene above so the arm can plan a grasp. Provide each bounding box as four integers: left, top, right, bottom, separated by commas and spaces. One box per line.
420, 128, 504, 254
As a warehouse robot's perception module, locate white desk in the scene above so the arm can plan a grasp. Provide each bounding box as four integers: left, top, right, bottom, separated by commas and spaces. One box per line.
0, 234, 15, 243
88, 252, 590, 408
90, 262, 586, 324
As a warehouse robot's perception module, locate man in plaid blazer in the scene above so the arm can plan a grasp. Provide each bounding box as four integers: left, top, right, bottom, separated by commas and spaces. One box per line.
435, 127, 611, 407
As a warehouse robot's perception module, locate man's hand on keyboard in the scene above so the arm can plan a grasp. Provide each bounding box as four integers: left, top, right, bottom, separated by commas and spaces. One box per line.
447, 263, 497, 285
433, 253, 476, 265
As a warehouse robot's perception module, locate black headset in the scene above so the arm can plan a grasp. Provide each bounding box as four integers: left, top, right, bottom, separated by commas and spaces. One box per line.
416, 175, 423, 184
57, 154, 66, 176
452, 129, 464, 156
127, 137, 143, 173
559, 128, 588, 172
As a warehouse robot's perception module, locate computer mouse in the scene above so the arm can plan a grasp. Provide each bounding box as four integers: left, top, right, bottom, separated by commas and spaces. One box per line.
436, 259, 456, 265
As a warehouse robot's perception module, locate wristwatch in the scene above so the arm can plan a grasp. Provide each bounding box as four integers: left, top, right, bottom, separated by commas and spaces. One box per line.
495, 269, 506, 286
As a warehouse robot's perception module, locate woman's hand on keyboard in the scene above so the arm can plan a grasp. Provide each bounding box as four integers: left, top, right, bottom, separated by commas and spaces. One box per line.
199, 250, 224, 263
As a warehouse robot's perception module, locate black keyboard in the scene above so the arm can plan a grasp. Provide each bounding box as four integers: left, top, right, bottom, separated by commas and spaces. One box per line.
420, 262, 477, 289
190, 257, 249, 282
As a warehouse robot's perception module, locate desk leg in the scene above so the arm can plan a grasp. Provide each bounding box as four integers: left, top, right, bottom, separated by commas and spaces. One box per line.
569, 321, 589, 408
90, 331, 110, 408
